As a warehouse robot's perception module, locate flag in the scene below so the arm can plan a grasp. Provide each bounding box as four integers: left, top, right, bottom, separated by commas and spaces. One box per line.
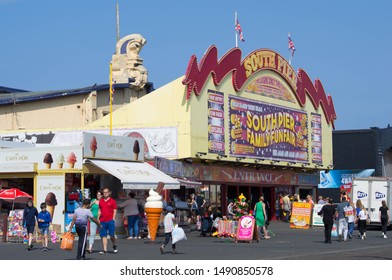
235, 16, 245, 42
288, 33, 296, 57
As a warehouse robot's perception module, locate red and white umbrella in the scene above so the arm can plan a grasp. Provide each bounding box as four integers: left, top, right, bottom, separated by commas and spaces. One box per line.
0, 188, 32, 205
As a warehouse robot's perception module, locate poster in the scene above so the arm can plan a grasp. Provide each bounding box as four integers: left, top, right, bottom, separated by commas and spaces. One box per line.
228, 96, 308, 162
36, 175, 65, 230
208, 89, 225, 154
312, 204, 324, 226
290, 202, 312, 229
236, 215, 255, 241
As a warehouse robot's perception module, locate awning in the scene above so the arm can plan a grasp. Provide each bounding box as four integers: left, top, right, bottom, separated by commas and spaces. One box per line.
176, 178, 202, 189
84, 159, 180, 189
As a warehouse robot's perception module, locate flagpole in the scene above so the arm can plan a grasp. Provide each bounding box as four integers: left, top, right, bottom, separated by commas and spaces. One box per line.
109, 63, 113, 136
235, 11, 238, 48
116, 0, 120, 43
288, 33, 292, 65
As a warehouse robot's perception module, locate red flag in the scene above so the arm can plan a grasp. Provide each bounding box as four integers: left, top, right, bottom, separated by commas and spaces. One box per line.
288, 33, 296, 57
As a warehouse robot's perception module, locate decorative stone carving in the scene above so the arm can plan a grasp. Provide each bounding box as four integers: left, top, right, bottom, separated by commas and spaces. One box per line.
111, 34, 148, 89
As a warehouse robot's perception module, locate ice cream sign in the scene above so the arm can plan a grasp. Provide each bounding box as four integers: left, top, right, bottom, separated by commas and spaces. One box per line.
0, 145, 82, 170
83, 132, 144, 161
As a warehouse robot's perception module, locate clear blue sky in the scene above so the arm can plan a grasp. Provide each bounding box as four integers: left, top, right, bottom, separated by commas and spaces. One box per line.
1, 0, 391, 130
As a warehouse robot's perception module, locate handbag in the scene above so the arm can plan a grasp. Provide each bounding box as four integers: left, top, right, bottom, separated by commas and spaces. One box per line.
331, 222, 338, 237
60, 232, 75, 250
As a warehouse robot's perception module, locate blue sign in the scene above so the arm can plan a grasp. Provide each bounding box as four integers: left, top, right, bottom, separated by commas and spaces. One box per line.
318, 169, 375, 189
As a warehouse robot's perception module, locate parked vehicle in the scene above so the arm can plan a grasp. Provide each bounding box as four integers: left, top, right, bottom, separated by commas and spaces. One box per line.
351, 177, 392, 226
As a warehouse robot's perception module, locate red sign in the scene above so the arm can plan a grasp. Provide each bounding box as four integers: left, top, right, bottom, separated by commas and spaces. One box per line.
183, 46, 336, 128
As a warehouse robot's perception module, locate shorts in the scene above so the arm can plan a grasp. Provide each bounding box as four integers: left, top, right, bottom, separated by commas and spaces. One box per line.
39, 226, 49, 236
26, 224, 35, 234
100, 220, 115, 237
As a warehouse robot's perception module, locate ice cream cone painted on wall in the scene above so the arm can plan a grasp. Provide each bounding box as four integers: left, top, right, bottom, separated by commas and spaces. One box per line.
66, 152, 77, 168
45, 192, 58, 219
90, 136, 97, 157
133, 140, 140, 160
56, 153, 65, 169
43, 153, 53, 169
144, 188, 164, 241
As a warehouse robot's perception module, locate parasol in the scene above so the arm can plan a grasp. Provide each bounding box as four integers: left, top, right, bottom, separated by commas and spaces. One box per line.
0, 188, 33, 210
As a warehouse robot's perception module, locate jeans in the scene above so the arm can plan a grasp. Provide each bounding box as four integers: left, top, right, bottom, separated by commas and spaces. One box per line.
348, 222, 354, 236
162, 232, 175, 250
127, 215, 139, 237
381, 217, 388, 235
338, 218, 348, 240
89, 221, 98, 247
324, 222, 333, 242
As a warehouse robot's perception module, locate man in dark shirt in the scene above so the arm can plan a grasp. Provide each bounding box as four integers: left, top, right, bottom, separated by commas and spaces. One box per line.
318, 198, 336, 243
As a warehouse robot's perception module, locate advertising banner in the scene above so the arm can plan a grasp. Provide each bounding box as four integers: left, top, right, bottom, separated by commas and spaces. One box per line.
36, 175, 65, 230
311, 113, 322, 164
228, 96, 308, 162
290, 202, 312, 229
319, 169, 375, 189
208, 89, 225, 154
312, 204, 324, 226
83, 132, 144, 161
236, 215, 255, 242
0, 146, 82, 170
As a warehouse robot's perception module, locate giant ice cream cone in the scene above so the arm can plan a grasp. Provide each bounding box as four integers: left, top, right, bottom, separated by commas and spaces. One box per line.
145, 208, 162, 241
144, 188, 163, 241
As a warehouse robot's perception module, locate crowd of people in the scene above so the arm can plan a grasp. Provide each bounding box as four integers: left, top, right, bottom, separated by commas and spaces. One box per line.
20, 187, 391, 259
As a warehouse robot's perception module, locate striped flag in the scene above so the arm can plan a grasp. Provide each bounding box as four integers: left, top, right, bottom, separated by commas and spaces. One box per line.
235, 16, 245, 42
288, 33, 296, 57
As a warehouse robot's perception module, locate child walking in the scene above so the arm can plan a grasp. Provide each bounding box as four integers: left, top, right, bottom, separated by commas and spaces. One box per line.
37, 202, 52, 251
160, 206, 177, 254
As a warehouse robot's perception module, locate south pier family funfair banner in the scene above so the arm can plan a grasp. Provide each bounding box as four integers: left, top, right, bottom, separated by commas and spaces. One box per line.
229, 96, 308, 162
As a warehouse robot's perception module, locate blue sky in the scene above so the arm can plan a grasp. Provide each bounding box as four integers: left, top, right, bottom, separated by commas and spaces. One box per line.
1, 0, 391, 130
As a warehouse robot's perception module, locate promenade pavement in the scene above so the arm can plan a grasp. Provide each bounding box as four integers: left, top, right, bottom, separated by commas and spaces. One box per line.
1, 221, 392, 260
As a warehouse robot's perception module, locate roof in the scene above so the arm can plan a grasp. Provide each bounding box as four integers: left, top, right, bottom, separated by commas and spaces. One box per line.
0, 81, 155, 105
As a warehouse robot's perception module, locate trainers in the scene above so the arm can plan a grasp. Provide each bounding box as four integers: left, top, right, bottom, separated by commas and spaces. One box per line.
113, 245, 118, 253
160, 245, 165, 254
172, 250, 177, 254
28, 244, 33, 251
41, 247, 48, 251
99, 250, 107, 255
384, 235, 387, 239
348, 234, 352, 239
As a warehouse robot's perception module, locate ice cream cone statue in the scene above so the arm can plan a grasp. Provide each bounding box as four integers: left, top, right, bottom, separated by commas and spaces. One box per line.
45, 192, 58, 219
144, 188, 163, 241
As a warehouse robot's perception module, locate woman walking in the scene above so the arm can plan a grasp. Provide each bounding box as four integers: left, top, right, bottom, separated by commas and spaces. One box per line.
254, 195, 270, 240
379, 200, 390, 238
87, 189, 102, 253
118, 192, 140, 239
357, 205, 367, 239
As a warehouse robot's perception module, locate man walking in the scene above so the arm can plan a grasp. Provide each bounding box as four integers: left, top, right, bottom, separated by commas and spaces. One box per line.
336, 196, 349, 242
98, 187, 118, 255
318, 198, 336, 243
282, 192, 291, 223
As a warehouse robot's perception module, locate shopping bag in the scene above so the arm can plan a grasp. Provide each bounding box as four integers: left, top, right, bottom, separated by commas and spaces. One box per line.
331, 222, 338, 237
60, 232, 75, 250
171, 226, 187, 244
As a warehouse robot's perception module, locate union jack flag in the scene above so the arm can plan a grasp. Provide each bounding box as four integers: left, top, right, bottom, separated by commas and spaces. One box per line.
288, 33, 296, 56
235, 17, 245, 42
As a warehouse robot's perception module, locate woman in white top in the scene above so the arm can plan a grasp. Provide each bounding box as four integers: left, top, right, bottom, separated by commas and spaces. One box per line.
357, 205, 367, 239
